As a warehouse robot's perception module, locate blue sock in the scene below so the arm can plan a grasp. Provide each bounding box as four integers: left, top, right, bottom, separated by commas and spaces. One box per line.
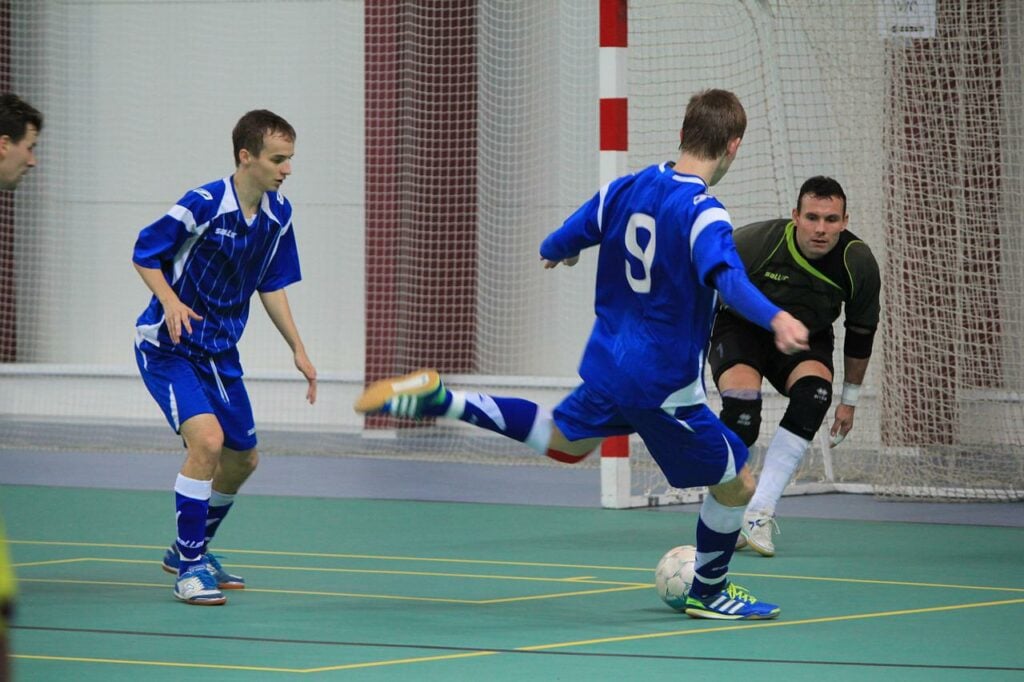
204, 490, 235, 552
174, 474, 211, 573
447, 391, 548, 446
690, 494, 745, 598
415, 383, 453, 417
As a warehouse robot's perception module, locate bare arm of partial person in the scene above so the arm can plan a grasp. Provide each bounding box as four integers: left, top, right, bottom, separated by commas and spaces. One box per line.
259, 288, 317, 405
133, 263, 203, 345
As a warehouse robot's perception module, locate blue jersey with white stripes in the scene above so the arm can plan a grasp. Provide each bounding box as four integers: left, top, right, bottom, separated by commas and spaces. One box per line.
133, 176, 301, 376
540, 162, 748, 408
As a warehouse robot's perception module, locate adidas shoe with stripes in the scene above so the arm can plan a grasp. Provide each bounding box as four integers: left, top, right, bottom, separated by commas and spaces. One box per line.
684, 582, 780, 620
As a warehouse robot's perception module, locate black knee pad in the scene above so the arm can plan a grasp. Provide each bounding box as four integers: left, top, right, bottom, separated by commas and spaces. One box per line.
720, 391, 762, 447
780, 376, 833, 440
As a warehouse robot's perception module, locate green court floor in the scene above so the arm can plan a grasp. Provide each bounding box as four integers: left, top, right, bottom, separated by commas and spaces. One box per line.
3, 485, 1023, 681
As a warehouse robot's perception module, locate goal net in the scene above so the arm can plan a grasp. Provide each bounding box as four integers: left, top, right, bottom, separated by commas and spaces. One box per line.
1, 0, 1021, 505
623, 0, 1024, 504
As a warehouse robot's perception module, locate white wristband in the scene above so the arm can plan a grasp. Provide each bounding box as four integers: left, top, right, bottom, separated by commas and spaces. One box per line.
840, 382, 861, 407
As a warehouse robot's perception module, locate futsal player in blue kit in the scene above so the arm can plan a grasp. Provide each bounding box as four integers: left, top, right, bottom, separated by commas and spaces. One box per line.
133, 110, 317, 605
355, 89, 808, 620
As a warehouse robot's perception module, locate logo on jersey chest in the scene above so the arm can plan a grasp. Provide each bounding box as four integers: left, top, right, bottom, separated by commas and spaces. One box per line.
764, 271, 789, 281
215, 227, 238, 239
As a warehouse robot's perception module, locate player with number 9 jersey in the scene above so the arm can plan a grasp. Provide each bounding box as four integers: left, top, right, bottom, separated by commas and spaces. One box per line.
540, 163, 774, 410
353, 89, 809, 621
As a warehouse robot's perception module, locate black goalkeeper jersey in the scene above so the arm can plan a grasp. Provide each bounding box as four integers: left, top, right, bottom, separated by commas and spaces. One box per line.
729, 219, 880, 334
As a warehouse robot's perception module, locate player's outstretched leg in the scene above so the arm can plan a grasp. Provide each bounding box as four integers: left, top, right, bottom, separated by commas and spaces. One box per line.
354, 369, 554, 455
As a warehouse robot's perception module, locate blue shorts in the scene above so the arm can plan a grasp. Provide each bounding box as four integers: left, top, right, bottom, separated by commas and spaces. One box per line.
135, 342, 257, 451
553, 383, 748, 489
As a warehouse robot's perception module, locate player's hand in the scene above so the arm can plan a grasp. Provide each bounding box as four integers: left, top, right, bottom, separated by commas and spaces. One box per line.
294, 349, 317, 404
542, 254, 580, 269
829, 404, 855, 447
162, 298, 203, 345
770, 311, 809, 355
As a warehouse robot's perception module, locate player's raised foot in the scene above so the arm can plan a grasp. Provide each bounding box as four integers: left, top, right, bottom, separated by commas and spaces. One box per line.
741, 510, 779, 557
684, 582, 780, 620
174, 564, 227, 606
353, 369, 447, 418
162, 546, 245, 589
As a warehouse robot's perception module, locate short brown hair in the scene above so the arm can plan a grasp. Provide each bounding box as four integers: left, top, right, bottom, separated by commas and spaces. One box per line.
232, 109, 296, 165
678, 89, 746, 160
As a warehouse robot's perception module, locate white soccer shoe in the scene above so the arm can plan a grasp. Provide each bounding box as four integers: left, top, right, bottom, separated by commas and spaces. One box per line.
740, 510, 779, 557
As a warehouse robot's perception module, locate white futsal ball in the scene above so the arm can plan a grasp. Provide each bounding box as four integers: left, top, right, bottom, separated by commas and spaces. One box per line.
654, 544, 696, 611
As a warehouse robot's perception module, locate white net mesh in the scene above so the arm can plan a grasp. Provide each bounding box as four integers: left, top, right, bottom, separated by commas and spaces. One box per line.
626, 0, 1023, 502
1, 0, 1021, 503
0, 0, 595, 469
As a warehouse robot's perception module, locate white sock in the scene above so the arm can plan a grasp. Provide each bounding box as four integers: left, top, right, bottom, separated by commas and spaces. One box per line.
748, 426, 809, 513
175, 473, 212, 500
523, 408, 553, 454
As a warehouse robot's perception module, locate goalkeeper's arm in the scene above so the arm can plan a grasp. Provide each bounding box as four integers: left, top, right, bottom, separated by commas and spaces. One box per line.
830, 326, 874, 446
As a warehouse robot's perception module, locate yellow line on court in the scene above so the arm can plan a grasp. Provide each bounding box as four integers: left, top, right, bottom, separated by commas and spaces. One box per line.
19, 578, 176, 590
16, 556, 647, 585
16, 577, 643, 605
226, 588, 491, 604
10, 540, 169, 551
476, 584, 649, 604
8, 539, 649, 572
516, 597, 1024, 650
302, 651, 498, 673
15, 598, 1024, 674
13, 577, 477, 603
13, 650, 500, 674
10, 539, 1023, 593
11, 558, 96, 568
13, 654, 299, 673
735, 570, 1024, 593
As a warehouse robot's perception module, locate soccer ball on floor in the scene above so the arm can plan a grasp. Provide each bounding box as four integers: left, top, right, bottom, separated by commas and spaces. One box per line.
654, 544, 696, 611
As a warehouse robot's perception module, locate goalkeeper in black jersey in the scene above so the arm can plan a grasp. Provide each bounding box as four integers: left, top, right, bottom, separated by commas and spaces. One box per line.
708, 176, 881, 557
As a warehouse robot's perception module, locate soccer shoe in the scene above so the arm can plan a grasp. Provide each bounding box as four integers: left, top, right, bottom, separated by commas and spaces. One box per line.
162, 546, 246, 589
684, 582, 780, 620
741, 510, 779, 557
353, 369, 445, 418
735, 533, 748, 550
174, 564, 227, 606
